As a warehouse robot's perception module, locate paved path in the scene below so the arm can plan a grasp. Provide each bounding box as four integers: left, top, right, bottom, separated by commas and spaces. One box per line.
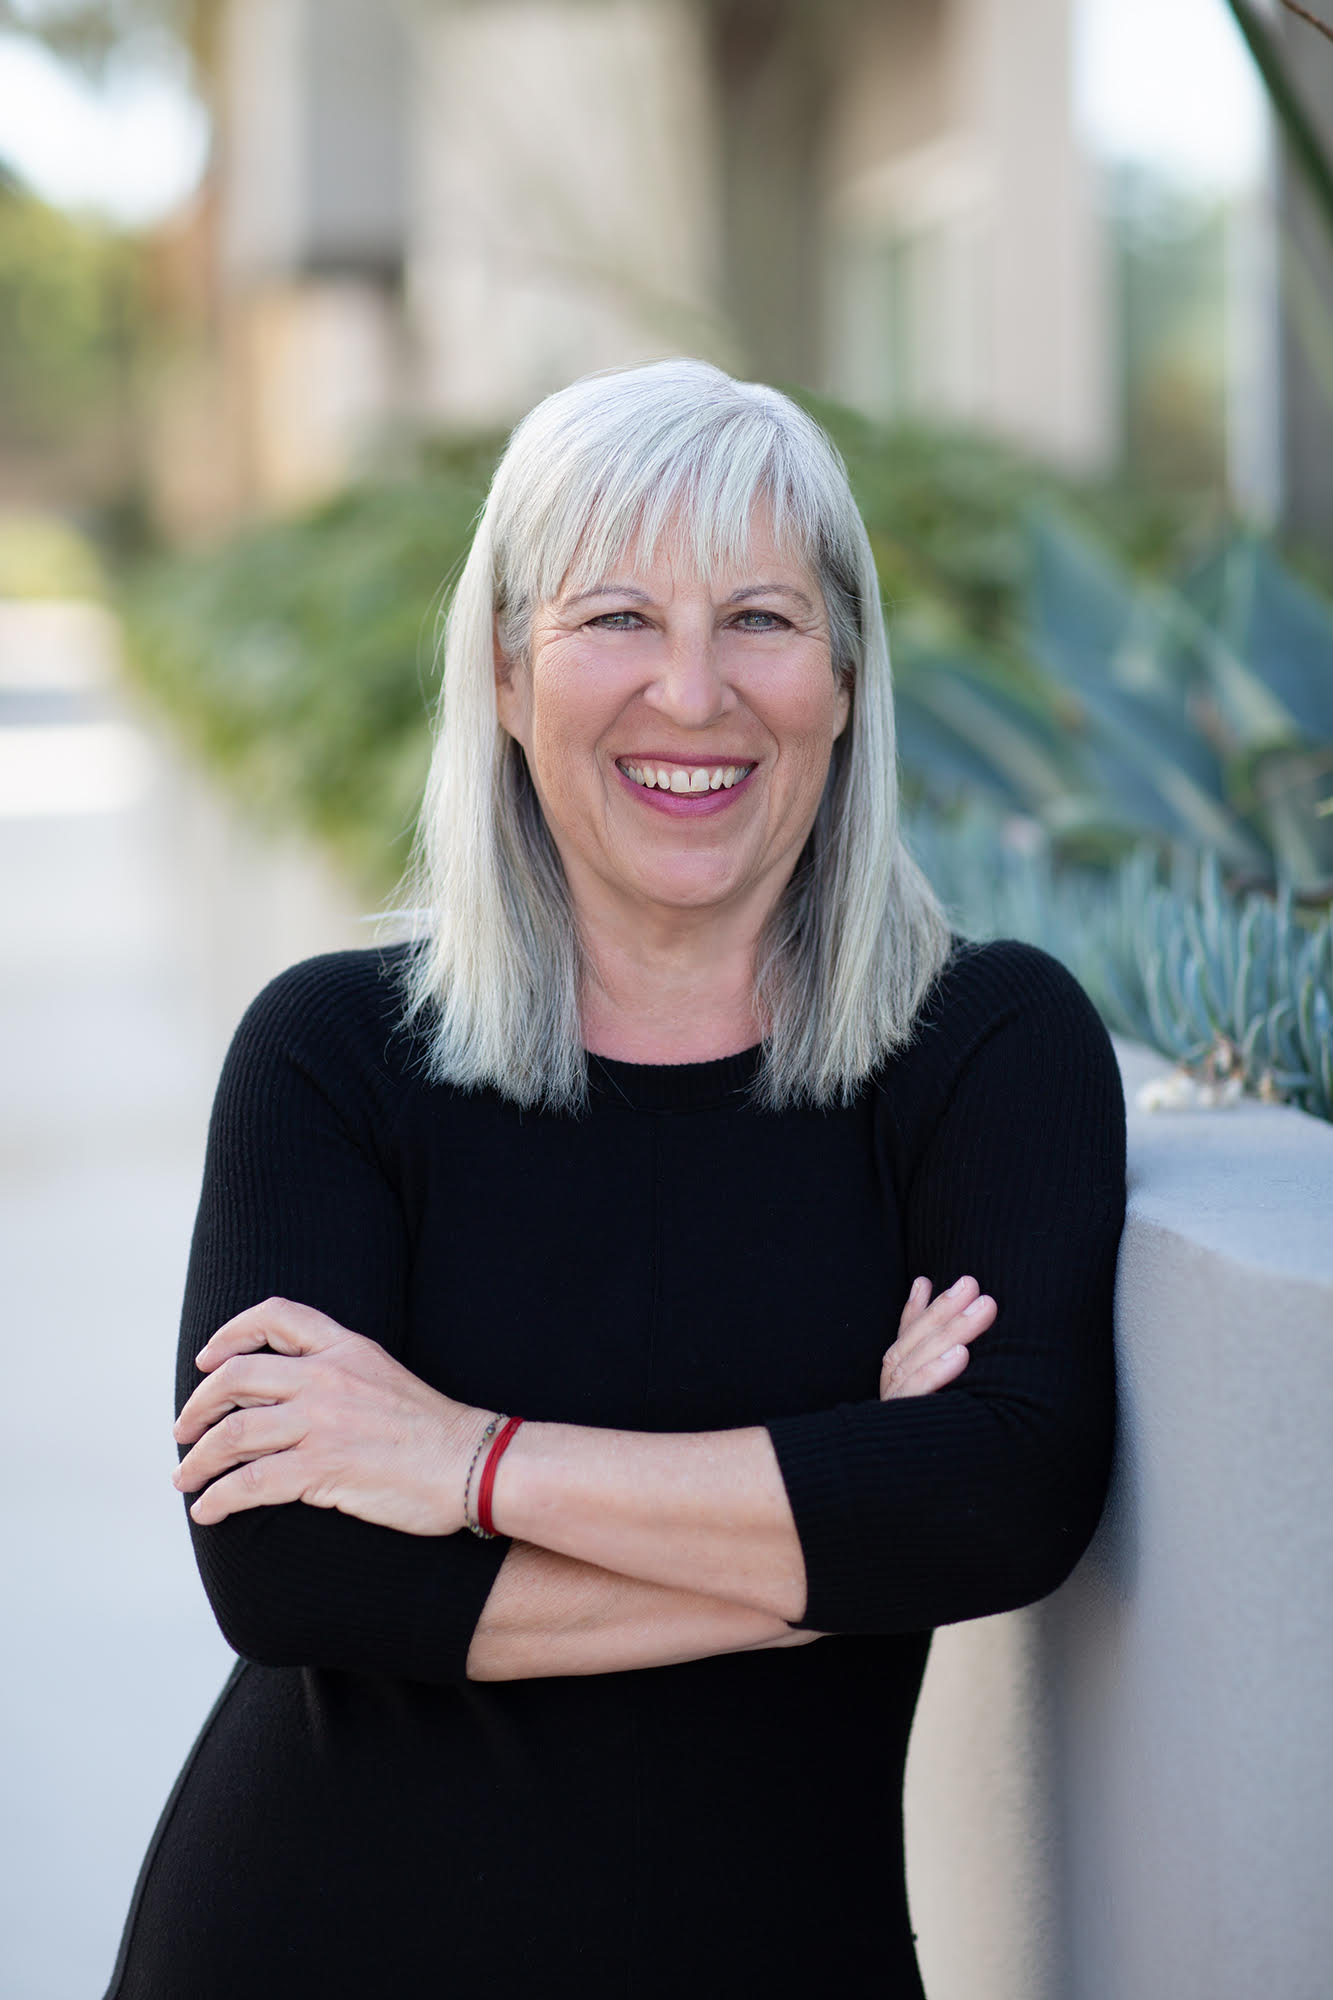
0, 605, 353, 1998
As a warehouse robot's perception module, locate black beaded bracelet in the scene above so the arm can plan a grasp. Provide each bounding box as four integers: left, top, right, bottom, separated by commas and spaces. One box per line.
463, 1413, 503, 1538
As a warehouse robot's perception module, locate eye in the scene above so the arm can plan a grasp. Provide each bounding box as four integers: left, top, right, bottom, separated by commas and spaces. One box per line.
730, 609, 790, 631
587, 611, 646, 631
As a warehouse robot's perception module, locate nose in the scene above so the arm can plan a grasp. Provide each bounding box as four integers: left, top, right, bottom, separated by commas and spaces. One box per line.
647, 621, 732, 728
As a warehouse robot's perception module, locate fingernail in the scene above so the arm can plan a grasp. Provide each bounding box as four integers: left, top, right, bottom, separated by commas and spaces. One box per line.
944, 1344, 967, 1363
947, 1276, 973, 1299
964, 1295, 990, 1317
911, 1276, 927, 1300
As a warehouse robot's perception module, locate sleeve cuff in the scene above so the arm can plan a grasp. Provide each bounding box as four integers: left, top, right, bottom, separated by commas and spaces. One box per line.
766, 1408, 867, 1632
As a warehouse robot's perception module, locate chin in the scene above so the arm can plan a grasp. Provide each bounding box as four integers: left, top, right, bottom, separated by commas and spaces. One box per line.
626, 859, 750, 911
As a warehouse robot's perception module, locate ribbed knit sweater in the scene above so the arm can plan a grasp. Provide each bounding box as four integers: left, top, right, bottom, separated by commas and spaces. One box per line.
107, 937, 1125, 2000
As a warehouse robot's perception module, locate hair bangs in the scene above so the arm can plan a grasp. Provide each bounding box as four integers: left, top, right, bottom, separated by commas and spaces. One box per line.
492, 367, 848, 643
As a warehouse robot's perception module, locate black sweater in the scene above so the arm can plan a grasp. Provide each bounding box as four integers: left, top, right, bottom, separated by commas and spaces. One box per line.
108, 937, 1124, 2000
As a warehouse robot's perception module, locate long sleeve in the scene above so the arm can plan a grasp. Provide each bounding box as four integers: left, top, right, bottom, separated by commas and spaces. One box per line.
176, 952, 509, 1682
766, 941, 1125, 1634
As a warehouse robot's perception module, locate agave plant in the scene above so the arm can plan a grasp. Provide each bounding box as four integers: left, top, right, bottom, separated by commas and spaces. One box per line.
893, 515, 1333, 899
912, 807, 1333, 1123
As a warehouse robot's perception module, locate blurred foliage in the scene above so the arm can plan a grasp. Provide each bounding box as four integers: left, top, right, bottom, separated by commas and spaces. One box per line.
123, 440, 499, 889
0, 167, 143, 451
915, 808, 1333, 1123
890, 512, 1333, 895
0, 507, 105, 596
121, 406, 1333, 913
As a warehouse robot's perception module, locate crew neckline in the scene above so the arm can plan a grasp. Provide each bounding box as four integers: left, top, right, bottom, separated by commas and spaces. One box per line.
586, 1042, 763, 1112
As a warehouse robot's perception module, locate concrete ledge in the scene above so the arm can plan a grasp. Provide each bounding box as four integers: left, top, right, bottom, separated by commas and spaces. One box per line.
906, 1040, 1333, 2000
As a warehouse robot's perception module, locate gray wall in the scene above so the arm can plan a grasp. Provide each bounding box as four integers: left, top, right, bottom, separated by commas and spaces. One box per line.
906, 1041, 1333, 2000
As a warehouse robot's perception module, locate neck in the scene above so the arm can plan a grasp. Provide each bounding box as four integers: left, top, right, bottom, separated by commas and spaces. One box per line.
579, 899, 767, 1065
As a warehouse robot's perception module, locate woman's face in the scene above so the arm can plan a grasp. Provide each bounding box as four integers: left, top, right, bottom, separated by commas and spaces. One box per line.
495, 504, 851, 933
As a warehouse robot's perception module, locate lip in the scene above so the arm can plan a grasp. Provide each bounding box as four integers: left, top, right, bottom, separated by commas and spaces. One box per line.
612, 760, 757, 817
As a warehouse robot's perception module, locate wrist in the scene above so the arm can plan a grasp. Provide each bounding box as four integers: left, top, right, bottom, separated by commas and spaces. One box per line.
485, 1418, 556, 1544
463, 1410, 531, 1538
457, 1406, 501, 1535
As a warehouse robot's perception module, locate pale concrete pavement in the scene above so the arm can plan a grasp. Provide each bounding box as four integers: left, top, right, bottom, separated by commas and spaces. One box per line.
0, 604, 362, 1999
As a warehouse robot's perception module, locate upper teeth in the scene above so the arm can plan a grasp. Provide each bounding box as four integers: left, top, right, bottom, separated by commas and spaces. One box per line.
620, 762, 752, 793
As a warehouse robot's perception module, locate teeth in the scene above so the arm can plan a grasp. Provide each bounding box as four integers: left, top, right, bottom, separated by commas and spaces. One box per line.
619, 761, 752, 792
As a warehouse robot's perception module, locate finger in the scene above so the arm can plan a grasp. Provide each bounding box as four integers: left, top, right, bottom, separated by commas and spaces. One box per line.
888, 1341, 973, 1400
889, 1275, 980, 1366
174, 1354, 306, 1444
881, 1292, 995, 1396
895, 1276, 933, 1335
174, 1403, 305, 1493
186, 1449, 310, 1527
196, 1297, 351, 1372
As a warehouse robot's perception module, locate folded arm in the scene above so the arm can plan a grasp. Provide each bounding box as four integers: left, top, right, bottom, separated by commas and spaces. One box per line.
182, 960, 963, 1683
465, 1543, 818, 1680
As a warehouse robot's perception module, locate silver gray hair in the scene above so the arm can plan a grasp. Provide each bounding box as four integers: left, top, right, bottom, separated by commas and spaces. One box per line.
401, 357, 951, 1111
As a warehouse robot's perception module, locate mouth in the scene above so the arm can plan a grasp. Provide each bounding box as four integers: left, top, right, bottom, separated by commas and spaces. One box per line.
616, 758, 756, 795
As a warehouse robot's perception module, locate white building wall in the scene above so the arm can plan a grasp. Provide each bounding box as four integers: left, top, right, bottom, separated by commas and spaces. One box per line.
905, 1041, 1333, 2000
954, 0, 1112, 468
407, 0, 725, 428
219, 0, 308, 282
824, 0, 1111, 468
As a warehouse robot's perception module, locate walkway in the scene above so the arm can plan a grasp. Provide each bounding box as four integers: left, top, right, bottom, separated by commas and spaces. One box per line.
0, 603, 355, 1998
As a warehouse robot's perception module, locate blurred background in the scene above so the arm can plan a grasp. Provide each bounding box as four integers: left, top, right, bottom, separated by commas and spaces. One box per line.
1, 2, 1331, 1994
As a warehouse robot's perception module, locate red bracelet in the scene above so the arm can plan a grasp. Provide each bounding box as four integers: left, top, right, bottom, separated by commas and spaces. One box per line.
476, 1415, 525, 1538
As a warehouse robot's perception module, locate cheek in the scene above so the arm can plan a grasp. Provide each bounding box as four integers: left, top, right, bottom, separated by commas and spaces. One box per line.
774, 670, 849, 754
523, 654, 624, 799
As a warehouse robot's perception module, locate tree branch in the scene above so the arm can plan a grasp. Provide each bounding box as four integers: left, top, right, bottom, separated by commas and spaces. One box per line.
1228, 0, 1333, 252
1278, 0, 1333, 49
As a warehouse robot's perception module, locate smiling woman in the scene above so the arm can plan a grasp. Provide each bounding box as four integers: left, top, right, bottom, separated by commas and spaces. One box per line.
406, 360, 935, 1108
107, 360, 1125, 2000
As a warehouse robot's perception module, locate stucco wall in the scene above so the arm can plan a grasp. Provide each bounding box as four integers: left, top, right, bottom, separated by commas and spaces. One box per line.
904, 1041, 1333, 2000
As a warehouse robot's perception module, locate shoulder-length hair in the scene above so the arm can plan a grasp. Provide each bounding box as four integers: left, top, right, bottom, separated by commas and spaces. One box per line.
400, 357, 950, 1112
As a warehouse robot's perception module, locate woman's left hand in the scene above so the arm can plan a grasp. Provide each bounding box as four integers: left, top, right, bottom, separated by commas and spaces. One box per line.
879, 1274, 995, 1399
172, 1297, 490, 1535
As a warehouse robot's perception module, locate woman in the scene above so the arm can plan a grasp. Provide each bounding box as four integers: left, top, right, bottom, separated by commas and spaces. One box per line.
107, 359, 1124, 1998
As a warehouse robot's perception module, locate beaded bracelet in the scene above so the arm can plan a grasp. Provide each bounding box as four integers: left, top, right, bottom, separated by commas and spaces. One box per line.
462, 1413, 503, 1538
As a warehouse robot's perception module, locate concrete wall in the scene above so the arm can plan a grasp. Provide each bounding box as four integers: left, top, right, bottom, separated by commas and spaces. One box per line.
905, 1040, 1333, 2000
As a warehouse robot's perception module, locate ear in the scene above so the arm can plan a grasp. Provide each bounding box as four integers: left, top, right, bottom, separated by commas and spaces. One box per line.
832, 674, 852, 741
493, 622, 527, 744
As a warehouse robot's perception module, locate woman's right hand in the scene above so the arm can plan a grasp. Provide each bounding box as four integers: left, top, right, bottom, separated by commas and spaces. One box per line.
879, 1275, 995, 1400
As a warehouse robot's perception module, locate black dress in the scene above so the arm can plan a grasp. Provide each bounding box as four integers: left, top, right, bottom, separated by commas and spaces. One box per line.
106, 938, 1124, 1999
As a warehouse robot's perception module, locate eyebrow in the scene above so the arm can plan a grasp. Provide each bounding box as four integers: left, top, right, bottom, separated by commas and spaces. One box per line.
560, 584, 651, 609
560, 581, 816, 612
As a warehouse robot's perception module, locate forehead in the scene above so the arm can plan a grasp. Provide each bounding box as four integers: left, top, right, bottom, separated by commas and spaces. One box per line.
553, 495, 820, 605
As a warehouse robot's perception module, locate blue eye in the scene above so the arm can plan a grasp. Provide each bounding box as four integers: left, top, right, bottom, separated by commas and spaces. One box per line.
733, 610, 787, 631
589, 611, 644, 630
